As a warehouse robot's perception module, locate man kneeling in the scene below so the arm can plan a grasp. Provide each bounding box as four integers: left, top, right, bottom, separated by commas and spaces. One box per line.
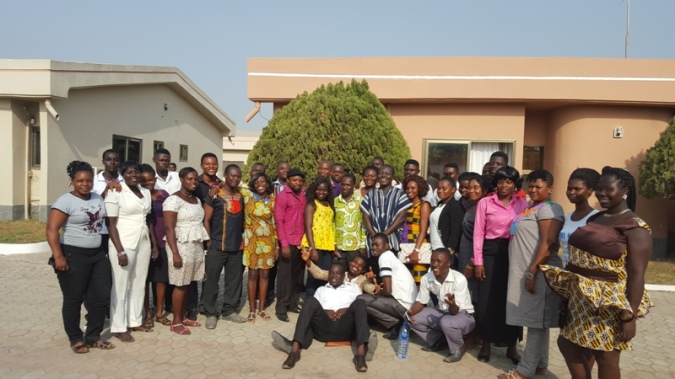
407, 249, 475, 363
272, 263, 377, 372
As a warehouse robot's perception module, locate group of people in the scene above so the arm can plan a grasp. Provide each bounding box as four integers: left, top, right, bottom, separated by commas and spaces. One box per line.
47, 147, 652, 378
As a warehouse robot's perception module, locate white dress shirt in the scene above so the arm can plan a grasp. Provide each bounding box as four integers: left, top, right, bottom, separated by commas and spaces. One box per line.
155, 171, 180, 195
416, 269, 474, 313
314, 281, 360, 311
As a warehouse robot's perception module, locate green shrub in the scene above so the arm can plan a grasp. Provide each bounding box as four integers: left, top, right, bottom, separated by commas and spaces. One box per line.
639, 117, 675, 199
244, 80, 410, 183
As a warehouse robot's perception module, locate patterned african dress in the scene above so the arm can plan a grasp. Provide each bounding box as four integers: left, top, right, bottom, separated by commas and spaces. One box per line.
402, 200, 429, 283
243, 193, 276, 269
540, 215, 653, 351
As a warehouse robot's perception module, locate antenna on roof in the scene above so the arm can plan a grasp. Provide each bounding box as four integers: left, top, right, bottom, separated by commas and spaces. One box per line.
624, 0, 631, 58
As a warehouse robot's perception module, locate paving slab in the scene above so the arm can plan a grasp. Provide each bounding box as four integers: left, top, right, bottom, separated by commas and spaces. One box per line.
1, 252, 673, 378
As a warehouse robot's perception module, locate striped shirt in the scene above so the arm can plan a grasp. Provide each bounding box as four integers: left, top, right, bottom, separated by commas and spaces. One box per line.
361, 186, 412, 255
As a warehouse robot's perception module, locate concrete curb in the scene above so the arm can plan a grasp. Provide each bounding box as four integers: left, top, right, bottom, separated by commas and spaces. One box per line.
0, 242, 49, 255
645, 284, 675, 292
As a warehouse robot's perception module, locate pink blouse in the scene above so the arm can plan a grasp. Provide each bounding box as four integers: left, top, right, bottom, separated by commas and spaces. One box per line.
472, 193, 528, 265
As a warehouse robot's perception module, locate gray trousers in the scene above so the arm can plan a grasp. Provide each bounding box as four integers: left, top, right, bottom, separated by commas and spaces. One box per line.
409, 308, 475, 354
358, 294, 406, 330
517, 327, 549, 377
202, 249, 243, 317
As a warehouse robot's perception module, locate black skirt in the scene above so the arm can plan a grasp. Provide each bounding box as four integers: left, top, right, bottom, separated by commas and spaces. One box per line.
147, 247, 169, 283
475, 238, 523, 344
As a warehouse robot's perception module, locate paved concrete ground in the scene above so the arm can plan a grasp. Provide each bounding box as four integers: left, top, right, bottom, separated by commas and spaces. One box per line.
1, 252, 673, 379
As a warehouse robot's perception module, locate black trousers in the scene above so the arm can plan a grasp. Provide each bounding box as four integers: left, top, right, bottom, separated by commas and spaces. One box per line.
292, 297, 370, 349
305, 249, 333, 298
202, 249, 244, 317
275, 245, 303, 315
266, 264, 277, 303
56, 244, 112, 345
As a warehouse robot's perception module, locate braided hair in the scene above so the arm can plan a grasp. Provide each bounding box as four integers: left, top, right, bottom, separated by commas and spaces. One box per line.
66, 160, 93, 180
601, 166, 637, 212
527, 169, 554, 187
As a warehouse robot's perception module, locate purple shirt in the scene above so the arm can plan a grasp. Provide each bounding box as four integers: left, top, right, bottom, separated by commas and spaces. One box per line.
274, 186, 306, 248
150, 190, 170, 248
472, 192, 528, 265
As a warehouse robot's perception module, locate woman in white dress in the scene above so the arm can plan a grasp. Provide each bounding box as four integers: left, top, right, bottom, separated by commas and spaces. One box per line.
163, 167, 209, 335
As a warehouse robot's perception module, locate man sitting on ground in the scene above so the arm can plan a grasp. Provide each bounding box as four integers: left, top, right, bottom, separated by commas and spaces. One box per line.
271, 263, 377, 373
408, 249, 475, 363
358, 233, 417, 339
301, 248, 379, 295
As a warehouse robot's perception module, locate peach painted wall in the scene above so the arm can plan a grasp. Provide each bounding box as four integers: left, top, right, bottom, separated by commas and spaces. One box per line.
387, 103, 525, 173
546, 106, 672, 240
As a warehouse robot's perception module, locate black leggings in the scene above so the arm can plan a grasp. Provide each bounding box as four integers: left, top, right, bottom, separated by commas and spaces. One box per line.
56, 244, 112, 345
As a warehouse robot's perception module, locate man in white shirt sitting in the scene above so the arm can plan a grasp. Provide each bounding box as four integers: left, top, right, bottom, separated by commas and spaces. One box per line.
271, 263, 377, 372
407, 249, 475, 363
358, 233, 418, 339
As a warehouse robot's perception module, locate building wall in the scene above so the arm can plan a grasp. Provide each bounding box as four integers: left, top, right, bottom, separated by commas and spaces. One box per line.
388, 103, 525, 173
546, 105, 672, 257
31, 84, 223, 220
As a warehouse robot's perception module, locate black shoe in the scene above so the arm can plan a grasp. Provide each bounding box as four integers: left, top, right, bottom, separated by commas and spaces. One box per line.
271, 331, 292, 354
383, 328, 399, 340
288, 307, 301, 314
421, 341, 444, 352
276, 313, 289, 322
353, 354, 368, 372
282, 351, 300, 369
477, 353, 490, 363
443, 347, 466, 363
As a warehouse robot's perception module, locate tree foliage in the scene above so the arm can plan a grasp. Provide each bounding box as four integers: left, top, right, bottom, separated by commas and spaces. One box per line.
245, 80, 411, 183
639, 117, 675, 199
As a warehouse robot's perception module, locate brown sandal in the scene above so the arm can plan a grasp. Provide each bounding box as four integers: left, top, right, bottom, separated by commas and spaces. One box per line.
257, 310, 272, 321
155, 316, 172, 326
87, 340, 115, 350
71, 342, 89, 354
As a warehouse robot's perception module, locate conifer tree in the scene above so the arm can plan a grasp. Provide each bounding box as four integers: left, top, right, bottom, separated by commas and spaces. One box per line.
245, 80, 411, 183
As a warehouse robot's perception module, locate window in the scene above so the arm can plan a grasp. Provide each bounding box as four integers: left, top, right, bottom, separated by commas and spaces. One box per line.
30, 126, 41, 168
113, 135, 142, 162
423, 139, 515, 179
522, 146, 544, 173
179, 144, 188, 162
153, 140, 164, 152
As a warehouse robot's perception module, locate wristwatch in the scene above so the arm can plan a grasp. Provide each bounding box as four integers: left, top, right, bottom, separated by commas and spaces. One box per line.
525, 272, 535, 280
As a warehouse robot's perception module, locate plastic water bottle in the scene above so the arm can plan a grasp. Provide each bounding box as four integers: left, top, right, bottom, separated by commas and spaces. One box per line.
397, 321, 410, 359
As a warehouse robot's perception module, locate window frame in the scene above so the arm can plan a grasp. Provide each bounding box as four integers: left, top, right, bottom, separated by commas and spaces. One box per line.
421, 138, 517, 177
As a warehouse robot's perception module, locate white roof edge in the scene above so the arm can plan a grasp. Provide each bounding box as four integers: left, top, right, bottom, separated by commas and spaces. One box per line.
0, 59, 235, 135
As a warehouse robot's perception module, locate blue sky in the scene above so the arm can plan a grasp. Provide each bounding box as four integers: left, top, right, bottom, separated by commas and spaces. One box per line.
2, 1, 674, 132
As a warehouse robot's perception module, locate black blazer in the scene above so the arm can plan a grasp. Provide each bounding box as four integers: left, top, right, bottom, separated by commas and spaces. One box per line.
436, 198, 466, 252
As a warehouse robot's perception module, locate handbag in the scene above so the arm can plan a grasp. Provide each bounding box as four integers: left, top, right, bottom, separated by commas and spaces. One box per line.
398, 243, 432, 264
558, 299, 569, 328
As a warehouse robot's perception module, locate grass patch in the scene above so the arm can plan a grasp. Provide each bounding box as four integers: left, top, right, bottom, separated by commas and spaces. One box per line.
646, 257, 675, 285
0, 220, 46, 243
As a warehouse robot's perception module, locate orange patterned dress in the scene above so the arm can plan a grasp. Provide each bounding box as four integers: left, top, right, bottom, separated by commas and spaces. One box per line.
540, 216, 653, 351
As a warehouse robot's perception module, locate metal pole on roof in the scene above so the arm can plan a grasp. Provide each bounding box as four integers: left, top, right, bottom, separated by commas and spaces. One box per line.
624, 0, 631, 58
